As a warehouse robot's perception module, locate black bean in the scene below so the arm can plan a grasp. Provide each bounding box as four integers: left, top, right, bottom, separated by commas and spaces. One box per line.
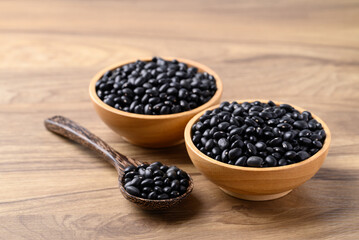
231, 139, 244, 148
205, 139, 215, 151
278, 159, 287, 166
247, 156, 263, 167
153, 176, 163, 182
246, 143, 257, 155
125, 186, 140, 196
297, 151, 310, 161
170, 179, 180, 190
124, 171, 137, 179
282, 141, 293, 151
265, 155, 277, 167
163, 186, 172, 194
255, 142, 266, 151
154, 186, 163, 194
293, 120, 309, 129
277, 123, 292, 131
148, 191, 158, 199
167, 170, 178, 180
228, 148, 242, 160
299, 129, 312, 137
299, 137, 312, 145
179, 185, 187, 194
312, 140, 323, 148
218, 122, 230, 130
284, 150, 296, 160
124, 165, 136, 173
141, 179, 154, 187
213, 131, 227, 139
180, 179, 189, 187
235, 156, 247, 166
269, 137, 282, 146
160, 105, 170, 114
158, 193, 169, 200
170, 191, 180, 198
218, 138, 229, 150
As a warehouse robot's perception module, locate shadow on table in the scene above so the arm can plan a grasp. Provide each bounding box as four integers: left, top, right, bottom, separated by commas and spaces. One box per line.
215, 167, 358, 228
139, 192, 203, 223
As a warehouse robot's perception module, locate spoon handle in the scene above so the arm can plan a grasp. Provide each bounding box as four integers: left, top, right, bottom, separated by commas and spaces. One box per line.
44, 115, 141, 174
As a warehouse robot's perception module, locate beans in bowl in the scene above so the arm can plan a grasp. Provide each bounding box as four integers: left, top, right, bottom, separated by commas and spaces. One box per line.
191, 101, 326, 167
95, 57, 217, 115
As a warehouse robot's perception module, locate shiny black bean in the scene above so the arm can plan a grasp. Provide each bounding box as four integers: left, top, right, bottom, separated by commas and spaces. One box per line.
265, 155, 277, 167
125, 186, 140, 196
297, 151, 310, 161
228, 148, 242, 160
282, 141, 293, 151
218, 138, 229, 150
293, 120, 309, 129
312, 140, 323, 148
299, 137, 312, 145
246, 143, 257, 155
284, 151, 296, 160
269, 137, 282, 146
247, 156, 263, 167
278, 159, 287, 166
235, 156, 247, 166
255, 142, 266, 151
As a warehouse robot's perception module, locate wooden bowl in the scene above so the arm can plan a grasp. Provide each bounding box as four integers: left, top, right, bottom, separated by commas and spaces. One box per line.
184, 99, 331, 201
89, 57, 223, 148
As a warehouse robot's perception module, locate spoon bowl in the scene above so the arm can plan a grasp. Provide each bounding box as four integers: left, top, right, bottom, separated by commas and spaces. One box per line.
45, 115, 193, 210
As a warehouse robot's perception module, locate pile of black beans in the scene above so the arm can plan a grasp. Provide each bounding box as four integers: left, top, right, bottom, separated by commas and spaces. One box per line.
96, 57, 217, 115
123, 162, 190, 200
191, 101, 326, 167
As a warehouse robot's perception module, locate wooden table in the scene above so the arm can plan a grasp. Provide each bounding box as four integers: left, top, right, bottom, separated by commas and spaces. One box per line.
1, 0, 358, 239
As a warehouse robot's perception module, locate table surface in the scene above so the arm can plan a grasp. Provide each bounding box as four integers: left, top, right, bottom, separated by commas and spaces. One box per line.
1, 0, 359, 239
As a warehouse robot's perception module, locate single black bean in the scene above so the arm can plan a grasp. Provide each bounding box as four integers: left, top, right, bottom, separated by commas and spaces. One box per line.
247, 156, 263, 167
235, 156, 247, 166
158, 193, 169, 199
246, 143, 257, 155
141, 179, 154, 187
265, 155, 277, 167
218, 138, 229, 150
269, 137, 282, 146
148, 191, 158, 199
167, 170, 178, 180
293, 120, 309, 129
125, 186, 140, 196
255, 142, 266, 151
297, 151, 310, 161
228, 148, 242, 160
278, 159, 287, 166
312, 140, 323, 148
284, 150, 296, 160
170, 179, 180, 190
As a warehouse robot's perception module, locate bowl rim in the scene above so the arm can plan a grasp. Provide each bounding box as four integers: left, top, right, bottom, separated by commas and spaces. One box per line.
89, 57, 223, 119
184, 99, 331, 172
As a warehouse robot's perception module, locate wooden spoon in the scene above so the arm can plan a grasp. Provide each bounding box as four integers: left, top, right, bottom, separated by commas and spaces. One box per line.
44, 115, 194, 210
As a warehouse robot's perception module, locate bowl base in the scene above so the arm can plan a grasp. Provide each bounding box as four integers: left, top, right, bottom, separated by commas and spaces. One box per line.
219, 188, 292, 201
121, 136, 184, 148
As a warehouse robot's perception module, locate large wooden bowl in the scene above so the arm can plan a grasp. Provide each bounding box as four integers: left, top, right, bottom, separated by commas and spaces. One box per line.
184, 100, 331, 201
89, 57, 223, 148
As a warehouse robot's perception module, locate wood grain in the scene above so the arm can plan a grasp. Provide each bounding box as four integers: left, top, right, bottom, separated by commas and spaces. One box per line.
0, 0, 359, 239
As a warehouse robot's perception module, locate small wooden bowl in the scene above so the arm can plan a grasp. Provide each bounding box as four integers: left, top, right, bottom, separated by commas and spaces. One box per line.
89, 57, 223, 148
184, 99, 331, 201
